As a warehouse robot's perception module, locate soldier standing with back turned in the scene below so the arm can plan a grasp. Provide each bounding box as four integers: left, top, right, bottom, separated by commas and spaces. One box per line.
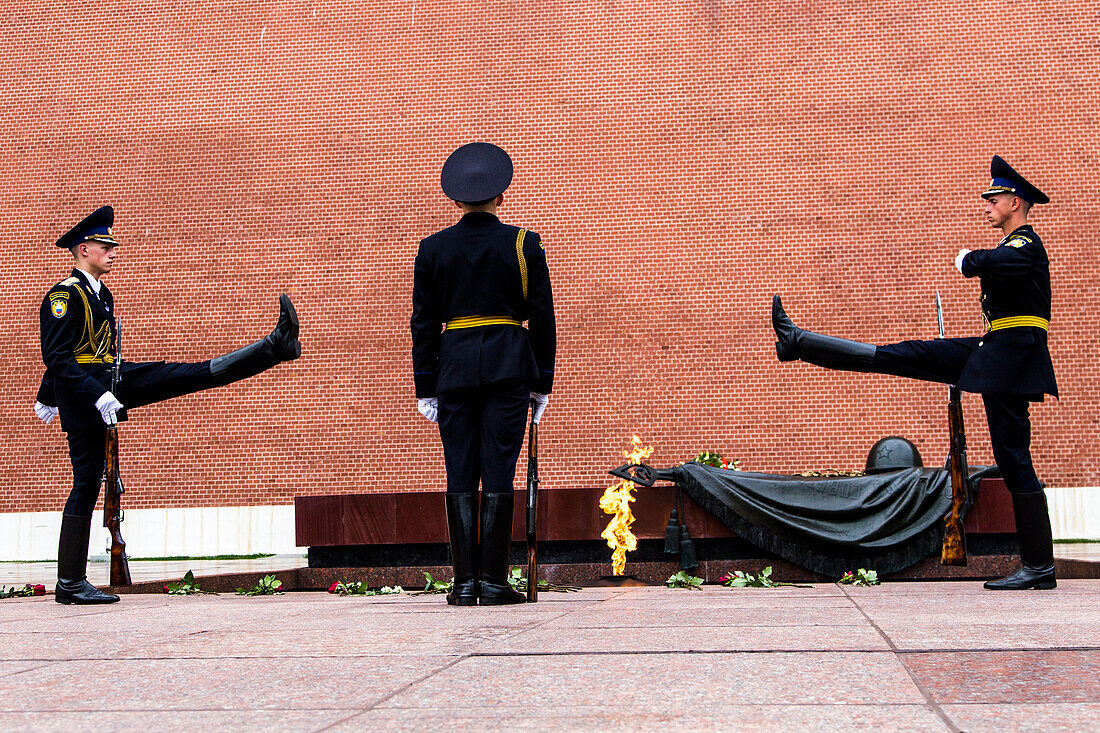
772, 156, 1058, 590
411, 143, 556, 606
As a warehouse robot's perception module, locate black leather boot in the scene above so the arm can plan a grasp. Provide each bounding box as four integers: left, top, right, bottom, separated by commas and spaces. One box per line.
478, 492, 526, 605
772, 295, 876, 371
210, 294, 301, 385
984, 492, 1057, 590
445, 493, 479, 606
55, 514, 119, 605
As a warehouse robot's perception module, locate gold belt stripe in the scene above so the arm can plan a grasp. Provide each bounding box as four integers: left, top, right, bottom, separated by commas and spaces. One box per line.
989, 316, 1049, 332
75, 354, 114, 364
445, 316, 522, 330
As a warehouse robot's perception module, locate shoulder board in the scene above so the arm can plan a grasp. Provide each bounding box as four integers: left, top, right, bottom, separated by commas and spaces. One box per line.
1005, 236, 1031, 249
58, 276, 80, 287
525, 231, 544, 250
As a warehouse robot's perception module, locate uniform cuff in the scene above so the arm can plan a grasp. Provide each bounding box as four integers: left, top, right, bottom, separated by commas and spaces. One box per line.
81, 376, 109, 405
35, 382, 56, 407
414, 372, 437, 399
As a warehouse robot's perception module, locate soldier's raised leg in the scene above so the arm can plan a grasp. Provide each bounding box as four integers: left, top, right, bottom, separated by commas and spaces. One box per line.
120, 294, 300, 409
772, 294, 1056, 590
772, 294, 973, 383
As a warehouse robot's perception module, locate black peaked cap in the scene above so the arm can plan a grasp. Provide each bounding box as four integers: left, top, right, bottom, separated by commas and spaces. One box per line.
55, 206, 117, 249
440, 143, 513, 204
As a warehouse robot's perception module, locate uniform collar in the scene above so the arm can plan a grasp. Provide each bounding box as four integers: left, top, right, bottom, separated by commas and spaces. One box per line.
999, 224, 1035, 245
73, 267, 102, 296
459, 211, 499, 226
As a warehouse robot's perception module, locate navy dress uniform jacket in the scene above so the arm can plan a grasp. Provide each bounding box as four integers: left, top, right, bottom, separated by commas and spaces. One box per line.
958, 225, 1057, 399
411, 211, 556, 397
38, 269, 121, 433
37, 269, 209, 435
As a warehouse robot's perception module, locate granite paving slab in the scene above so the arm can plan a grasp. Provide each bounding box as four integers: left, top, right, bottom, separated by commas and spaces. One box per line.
292, 608, 573, 632
378, 652, 925, 710
0, 631, 169, 661
0, 596, 57, 621
0, 710, 356, 733
596, 586, 849, 602
0, 584, 1097, 731
479, 623, 890, 654
0, 659, 57, 679
903, 651, 1100, 704
540, 604, 868, 629
133, 627, 537, 658
333, 703, 951, 732
941, 702, 1100, 732
879, 624, 1100, 651
850, 592, 1100, 621
840, 579, 1100, 596
0, 606, 241, 635
0, 656, 458, 713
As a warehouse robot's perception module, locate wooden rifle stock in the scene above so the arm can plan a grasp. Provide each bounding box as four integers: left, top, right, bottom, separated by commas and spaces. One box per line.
526, 407, 539, 603
104, 316, 132, 586
934, 292, 967, 566
941, 384, 968, 566
103, 425, 132, 586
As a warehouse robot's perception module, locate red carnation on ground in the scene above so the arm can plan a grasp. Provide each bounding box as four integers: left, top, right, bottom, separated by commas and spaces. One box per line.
32, 584, 45, 596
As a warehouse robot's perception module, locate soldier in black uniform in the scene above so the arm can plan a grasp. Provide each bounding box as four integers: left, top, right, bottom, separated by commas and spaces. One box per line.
411, 143, 556, 606
772, 156, 1058, 590
34, 206, 301, 604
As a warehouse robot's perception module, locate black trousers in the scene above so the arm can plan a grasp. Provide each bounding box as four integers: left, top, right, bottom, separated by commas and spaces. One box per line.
62, 360, 218, 516
873, 338, 1042, 495
437, 379, 529, 495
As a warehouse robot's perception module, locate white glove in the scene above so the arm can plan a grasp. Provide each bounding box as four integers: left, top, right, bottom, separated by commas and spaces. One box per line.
417, 397, 438, 423
955, 248, 970, 274
95, 391, 123, 426
33, 401, 58, 424
530, 392, 549, 423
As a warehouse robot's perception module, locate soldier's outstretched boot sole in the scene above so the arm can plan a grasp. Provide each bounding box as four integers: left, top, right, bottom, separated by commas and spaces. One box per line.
772, 295, 801, 362
771, 294, 876, 371
273, 294, 301, 361
209, 295, 301, 384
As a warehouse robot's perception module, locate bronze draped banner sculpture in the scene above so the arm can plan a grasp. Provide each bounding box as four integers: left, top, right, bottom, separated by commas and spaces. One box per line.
610, 462, 990, 577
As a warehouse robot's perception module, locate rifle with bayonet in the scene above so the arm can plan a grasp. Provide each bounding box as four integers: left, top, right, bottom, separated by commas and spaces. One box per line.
103, 318, 132, 587
525, 401, 539, 602
936, 292, 968, 566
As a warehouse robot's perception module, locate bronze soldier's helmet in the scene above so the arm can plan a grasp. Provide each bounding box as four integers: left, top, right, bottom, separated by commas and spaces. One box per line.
865, 436, 923, 474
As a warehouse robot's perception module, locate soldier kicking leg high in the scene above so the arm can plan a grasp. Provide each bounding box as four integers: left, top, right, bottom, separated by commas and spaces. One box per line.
772, 156, 1058, 591
33, 206, 301, 604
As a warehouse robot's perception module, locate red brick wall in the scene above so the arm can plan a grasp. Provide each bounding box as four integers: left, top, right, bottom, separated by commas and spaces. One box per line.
4, 2, 1098, 513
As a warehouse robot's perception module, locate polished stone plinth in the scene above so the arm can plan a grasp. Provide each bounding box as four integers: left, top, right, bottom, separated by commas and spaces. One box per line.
0, 581, 1097, 731
295, 480, 1040, 582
